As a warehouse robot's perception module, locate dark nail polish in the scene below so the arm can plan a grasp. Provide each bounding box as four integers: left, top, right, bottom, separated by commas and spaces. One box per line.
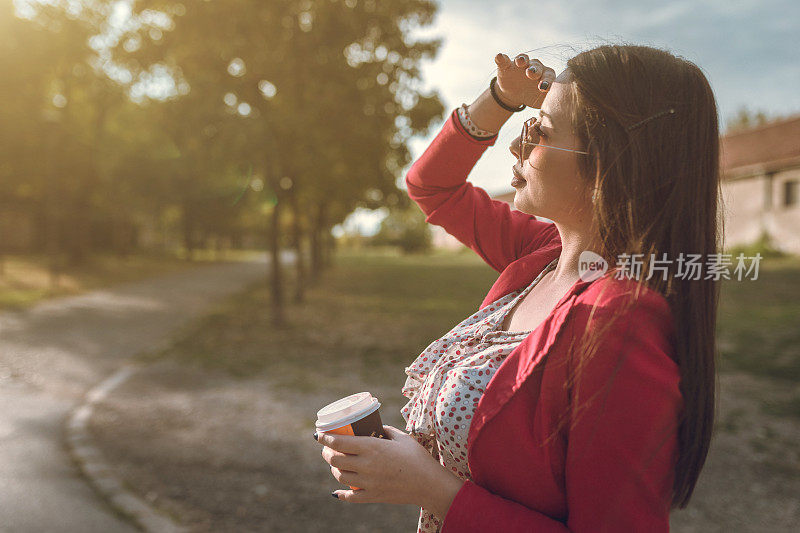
313, 432, 318, 441
540, 81, 549, 90
331, 492, 339, 499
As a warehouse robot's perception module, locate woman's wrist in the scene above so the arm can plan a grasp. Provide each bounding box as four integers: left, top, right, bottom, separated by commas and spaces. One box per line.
466, 87, 515, 134
420, 462, 465, 519
490, 76, 526, 111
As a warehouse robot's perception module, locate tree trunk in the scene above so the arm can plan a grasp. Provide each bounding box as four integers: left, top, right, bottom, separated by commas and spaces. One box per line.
182, 198, 196, 261
321, 226, 330, 269
112, 213, 133, 258
214, 234, 223, 261
124, 219, 136, 256
67, 197, 91, 266
289, 190, 306, 303
318, 202, 331, 270
44, 122, 61, 288
325, 228, 336, 268
310, 214, 321, 281
269, 192, 285, 327
46, 204, 61, 289
310, 201, 329, 277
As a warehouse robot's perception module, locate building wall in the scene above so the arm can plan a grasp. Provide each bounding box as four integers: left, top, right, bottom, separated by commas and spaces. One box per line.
722, 167, 800, 254
765, 169, 800, 253
721, 175, 768, 248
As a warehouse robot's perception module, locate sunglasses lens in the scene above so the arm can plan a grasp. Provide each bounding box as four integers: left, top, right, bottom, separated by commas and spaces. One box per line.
520, 121, 534, 164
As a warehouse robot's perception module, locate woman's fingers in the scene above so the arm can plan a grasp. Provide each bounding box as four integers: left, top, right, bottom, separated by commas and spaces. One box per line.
525, 58, 543, 79
330, 466, 361, 487
316, 431, 364, 454
322, 446, 360, 472
494, 52, 511, 66
538, 66, 556, 91
333, 488, 374, 503
494, 51, 555, 105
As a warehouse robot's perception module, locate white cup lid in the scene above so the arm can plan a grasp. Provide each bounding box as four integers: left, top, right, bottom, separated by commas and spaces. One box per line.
315, 392, 380, 431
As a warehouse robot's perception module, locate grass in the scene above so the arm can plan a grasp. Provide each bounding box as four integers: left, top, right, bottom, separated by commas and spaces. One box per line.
716, 254, 800, 383
140, 246, 800, 420
137, 246, 499, 393
0, 249, 263, 310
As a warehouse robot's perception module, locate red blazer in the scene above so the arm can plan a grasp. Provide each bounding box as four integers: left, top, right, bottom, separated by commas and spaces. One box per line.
405, 109, 682, 532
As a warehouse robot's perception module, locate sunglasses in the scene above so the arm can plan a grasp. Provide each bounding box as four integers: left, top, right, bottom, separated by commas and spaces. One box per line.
519, 116, 589, 167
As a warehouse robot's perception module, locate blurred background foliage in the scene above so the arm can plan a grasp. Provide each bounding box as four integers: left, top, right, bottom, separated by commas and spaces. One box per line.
370, 203, 432, 254
0, 0, 446, 320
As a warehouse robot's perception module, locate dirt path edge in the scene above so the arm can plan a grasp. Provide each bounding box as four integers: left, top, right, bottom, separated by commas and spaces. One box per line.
65, 362, 190, 533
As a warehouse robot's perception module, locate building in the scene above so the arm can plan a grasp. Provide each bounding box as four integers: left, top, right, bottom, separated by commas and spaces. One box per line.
430, 115, 800, 255
719, 114, 800, 253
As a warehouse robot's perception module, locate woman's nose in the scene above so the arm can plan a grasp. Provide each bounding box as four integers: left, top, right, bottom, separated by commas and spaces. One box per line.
509, 135, 521, 160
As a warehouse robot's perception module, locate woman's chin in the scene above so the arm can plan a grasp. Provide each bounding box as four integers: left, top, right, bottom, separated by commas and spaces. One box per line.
513, 192, 546, 216
512, 195, 535, 214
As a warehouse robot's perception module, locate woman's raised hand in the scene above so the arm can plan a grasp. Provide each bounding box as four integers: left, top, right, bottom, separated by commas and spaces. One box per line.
494, 53, 556, 110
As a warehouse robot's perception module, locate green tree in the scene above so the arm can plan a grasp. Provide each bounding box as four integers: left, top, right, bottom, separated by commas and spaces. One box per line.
371, 204, 432, 254
0, 0, 446, 324
113, 0, 445, 324
724, 105, 772, 135
0, 0, 125, 275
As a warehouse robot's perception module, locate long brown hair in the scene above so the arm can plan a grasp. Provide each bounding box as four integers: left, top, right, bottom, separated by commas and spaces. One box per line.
550, 43, 723, 510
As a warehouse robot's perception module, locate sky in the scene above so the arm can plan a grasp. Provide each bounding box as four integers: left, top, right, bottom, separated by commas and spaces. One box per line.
336, 0, 800, 237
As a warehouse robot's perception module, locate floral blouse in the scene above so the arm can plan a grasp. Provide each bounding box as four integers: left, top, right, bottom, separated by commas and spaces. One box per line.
401, 256, 559, 532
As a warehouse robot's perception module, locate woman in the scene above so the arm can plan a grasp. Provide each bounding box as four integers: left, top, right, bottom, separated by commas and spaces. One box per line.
315, 44, 720, 532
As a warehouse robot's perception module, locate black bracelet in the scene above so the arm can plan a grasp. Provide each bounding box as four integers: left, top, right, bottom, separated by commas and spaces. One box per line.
489, 76, 525, 112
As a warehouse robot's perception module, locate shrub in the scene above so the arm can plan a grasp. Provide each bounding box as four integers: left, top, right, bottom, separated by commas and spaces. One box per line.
726, 230, 789, 259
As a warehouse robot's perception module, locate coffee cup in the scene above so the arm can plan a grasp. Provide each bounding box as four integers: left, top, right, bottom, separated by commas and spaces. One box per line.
315, 392, 386, 490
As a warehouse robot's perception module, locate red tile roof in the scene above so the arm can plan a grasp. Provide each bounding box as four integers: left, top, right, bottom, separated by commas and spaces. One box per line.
720, 113, 800, 175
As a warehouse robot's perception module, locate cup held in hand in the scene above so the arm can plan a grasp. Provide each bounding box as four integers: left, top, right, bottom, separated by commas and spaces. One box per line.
315, 392, 386, 490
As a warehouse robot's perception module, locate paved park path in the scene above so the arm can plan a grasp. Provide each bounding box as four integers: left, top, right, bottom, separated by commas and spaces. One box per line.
0, 252, 289, 533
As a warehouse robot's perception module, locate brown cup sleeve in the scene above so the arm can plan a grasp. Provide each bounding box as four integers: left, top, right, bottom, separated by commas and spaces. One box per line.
349, 408, 386, 439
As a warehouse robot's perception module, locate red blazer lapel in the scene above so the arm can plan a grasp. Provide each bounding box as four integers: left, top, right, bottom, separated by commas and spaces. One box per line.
469, 246, 599, 461
467, 292, 576, 460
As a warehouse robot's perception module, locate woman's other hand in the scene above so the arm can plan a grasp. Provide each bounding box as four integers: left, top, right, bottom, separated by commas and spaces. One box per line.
494, 52, 555, 109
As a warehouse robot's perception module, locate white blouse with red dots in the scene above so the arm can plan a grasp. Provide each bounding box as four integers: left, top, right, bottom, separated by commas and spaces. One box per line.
401, 256, 559, 532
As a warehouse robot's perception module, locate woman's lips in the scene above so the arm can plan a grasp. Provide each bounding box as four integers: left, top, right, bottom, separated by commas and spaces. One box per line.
512, 167, 526, 188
